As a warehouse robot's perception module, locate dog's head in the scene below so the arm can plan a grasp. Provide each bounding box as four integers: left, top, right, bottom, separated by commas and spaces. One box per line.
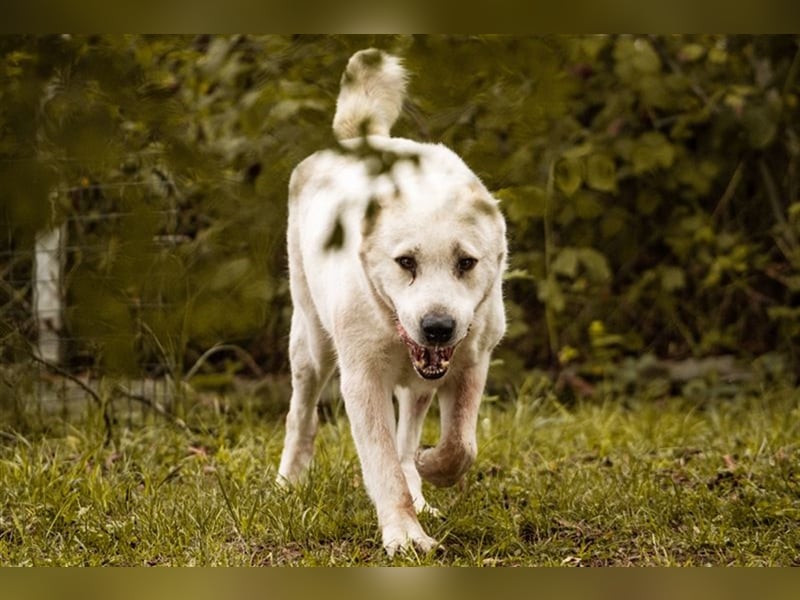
359, 145, 507, 380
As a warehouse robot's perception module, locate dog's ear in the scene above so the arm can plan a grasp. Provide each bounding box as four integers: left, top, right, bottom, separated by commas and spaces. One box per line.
497, 249, 507, 269
467, 179, 502, 218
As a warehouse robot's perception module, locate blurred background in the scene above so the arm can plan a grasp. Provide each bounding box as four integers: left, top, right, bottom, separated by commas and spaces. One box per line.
1, 34, 799, 423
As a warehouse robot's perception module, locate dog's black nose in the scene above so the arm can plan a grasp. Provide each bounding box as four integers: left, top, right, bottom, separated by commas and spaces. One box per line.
421, 314, 455, 345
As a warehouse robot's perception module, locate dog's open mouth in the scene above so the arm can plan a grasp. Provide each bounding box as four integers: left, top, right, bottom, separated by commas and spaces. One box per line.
396, 322, 455, 380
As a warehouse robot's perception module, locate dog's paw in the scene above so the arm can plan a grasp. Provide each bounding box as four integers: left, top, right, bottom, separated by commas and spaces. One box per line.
415, 443, 475, 488
275, 470, 298, 489
382, 524, 439, 557
413, 498, 442, 518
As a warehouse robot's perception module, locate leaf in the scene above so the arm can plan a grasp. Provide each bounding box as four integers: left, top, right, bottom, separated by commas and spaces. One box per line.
613, 37, 661, 81
678, 44, 706, 63
788, 202, 800, 224
577, 248, 612, 282
496, 186, 548, 220
639, 74, 672, 110
767, 306, 800, 321
243, 278, 274, 301
210, 257, 252, 291
783, 275, 800, 292
269, 98, 327, 121
0, 162, 55, 237
631, 39, 661, 73
537, 276, 566, 312
586, 154, 617, 193
708, 46, 728, 64
631, 132, 676, 174
552, 247, 579, 278
660, 266, 686, 292
601, 209, 627, 239
647, 132, 675, 166
574, 191, 604, 219
558, 345, 580, 365
694, 225, 715, 244
636, 190, 661, 216
742, 105, 778, 149
555, 157, 583, 197
503, 268, 536, 281
591, 333, 625, 348
561, 143, 594, 160
676, 159, 720, 196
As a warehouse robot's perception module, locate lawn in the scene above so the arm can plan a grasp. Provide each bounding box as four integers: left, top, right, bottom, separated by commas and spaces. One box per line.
0, 385, 798, 566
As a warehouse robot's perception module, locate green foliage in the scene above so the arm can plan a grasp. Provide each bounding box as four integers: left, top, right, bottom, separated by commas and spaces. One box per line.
483, 34, 800, 389
2, 35, 800, 389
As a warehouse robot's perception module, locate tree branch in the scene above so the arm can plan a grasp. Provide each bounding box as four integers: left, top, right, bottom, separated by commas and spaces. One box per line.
111, 383, 197, 434
28, 352, 113, 446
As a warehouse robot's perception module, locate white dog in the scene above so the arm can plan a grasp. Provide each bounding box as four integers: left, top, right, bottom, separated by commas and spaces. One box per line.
277, 48, 507, 555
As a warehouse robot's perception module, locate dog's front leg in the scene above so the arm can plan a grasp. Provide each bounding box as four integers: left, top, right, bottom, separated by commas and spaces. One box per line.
340, 369, 437, 556
415, 355, 489, 487
395, 388, 438, 515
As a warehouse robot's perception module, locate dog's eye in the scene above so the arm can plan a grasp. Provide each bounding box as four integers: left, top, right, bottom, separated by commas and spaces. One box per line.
457, 257, 478, 273
395, 256, 417, 273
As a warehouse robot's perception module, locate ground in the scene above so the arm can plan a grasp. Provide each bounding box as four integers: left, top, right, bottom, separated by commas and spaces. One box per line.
0, 386, 798, 566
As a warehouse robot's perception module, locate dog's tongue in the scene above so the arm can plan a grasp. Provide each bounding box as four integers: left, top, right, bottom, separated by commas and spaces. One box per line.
396, 322, 454, 380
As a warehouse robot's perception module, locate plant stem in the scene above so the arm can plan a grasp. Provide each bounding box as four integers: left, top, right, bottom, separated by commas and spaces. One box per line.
544, 160, 560, 359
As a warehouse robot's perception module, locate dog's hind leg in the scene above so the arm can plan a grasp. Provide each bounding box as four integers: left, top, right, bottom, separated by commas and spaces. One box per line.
415, 356, 488, 488
394, 388, 440, 516
277, 309, 335, 484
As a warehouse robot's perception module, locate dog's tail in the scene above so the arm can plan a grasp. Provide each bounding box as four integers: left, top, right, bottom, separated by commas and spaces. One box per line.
332, 49, 407, 142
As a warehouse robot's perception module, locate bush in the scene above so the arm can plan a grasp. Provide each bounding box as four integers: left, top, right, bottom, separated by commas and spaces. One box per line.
1, 35, 799, 390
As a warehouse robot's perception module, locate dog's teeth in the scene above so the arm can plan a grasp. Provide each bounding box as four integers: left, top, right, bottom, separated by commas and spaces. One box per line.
440, 360, 449, 370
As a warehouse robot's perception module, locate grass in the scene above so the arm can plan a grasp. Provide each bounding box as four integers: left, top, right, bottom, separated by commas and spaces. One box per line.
0, 386, 798, 566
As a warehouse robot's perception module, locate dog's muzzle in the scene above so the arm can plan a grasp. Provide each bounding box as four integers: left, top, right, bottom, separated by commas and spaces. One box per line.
396, 321, 456, 380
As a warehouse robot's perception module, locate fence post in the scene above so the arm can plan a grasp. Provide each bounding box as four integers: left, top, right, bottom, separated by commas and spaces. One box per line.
33, 223, 65, 364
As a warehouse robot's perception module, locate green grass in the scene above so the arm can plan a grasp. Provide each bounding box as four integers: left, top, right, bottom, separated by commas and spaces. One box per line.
1, 388, 798, 566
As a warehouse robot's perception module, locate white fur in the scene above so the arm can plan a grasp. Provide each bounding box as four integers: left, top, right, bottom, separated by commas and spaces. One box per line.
278, 49, 507, 556
332, 48, 407, 141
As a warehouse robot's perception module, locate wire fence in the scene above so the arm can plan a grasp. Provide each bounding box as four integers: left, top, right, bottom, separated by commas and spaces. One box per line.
0, 182, 222, 431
